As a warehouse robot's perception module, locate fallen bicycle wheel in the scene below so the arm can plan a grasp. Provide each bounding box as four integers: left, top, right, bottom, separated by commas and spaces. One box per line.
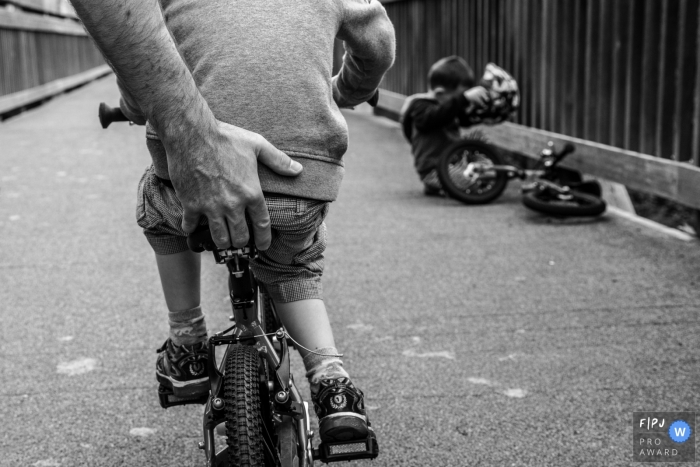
522, 189, 606, 216
437, 139, 509, 204
224, 345, 277, 467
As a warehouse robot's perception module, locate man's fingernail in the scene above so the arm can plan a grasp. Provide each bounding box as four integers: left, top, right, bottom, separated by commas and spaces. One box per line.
290, 160, 302, 172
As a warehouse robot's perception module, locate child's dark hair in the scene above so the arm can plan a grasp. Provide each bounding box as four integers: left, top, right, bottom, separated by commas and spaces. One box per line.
428, 56, 475, 91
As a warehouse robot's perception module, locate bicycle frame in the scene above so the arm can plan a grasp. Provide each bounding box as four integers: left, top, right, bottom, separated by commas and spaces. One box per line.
460, 143, 575, 189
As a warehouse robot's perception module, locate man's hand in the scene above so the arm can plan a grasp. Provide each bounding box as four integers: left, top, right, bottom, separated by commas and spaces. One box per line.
172, 121, 302, 251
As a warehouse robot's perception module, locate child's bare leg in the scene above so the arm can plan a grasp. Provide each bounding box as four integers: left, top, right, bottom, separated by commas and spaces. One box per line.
274, 298, 350, 396
276, 297, 368, 442
273, 298, 335, 357
155, 250, 207, 345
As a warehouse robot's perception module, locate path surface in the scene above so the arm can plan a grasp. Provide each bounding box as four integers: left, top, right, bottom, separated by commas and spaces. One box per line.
1, 77, 699, 467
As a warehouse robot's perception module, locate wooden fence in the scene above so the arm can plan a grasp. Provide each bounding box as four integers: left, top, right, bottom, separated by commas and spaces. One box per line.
379, 0, 700, 167
375, 0, 700, 212
0, 0, 107, 115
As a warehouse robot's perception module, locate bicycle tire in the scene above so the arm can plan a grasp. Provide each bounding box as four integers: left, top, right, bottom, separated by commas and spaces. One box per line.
224, 345, 270, 467
522, 189, 606, 216
436, 139, 509, 204
277, 418, 300, 467
569, 180, 603, 198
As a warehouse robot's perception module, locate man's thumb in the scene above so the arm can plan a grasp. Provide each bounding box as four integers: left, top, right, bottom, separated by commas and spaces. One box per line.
257, 141, 303, 177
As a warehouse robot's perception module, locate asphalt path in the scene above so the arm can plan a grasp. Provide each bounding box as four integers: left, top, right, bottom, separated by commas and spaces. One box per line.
1, 77, 699, 466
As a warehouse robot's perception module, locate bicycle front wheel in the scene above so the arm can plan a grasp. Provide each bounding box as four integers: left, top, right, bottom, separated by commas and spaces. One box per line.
224, 345, 275, 467
522, 189, 606, 216
437, 140, 509, 204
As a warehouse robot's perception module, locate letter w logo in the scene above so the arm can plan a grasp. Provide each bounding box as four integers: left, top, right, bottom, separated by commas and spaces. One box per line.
674, 427, 687, 437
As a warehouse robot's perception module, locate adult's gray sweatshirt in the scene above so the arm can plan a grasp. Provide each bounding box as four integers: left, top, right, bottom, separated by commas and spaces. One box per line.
143, 0, 395, 202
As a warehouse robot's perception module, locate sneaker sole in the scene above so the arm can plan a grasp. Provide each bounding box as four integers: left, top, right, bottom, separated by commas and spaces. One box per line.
156, 371, 209, 398
319, 413, 369, 442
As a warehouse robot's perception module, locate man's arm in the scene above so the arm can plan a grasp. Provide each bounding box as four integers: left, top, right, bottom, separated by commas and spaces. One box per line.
71, 0, 301, 250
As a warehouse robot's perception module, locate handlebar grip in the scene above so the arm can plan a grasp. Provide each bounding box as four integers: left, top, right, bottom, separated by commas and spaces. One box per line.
98, 102, 129, 129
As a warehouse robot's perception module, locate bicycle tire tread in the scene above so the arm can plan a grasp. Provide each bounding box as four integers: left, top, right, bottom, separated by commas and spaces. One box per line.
224, 346, 266, 467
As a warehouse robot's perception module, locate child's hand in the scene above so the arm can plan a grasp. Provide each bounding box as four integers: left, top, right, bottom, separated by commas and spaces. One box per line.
464, 86, 489, 108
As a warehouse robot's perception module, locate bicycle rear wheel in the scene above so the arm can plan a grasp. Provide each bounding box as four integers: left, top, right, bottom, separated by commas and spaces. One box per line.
224, 345, 277, 467
437, 140, 509, 204
522, 189, 606, 216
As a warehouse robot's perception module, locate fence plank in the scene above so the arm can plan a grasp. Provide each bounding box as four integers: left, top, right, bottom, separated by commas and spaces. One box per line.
640, 0, 662, 155
583, 0, 594, 140
596, 0, 613, 145
692, 0, 700, 167
0, 64, 111, 115
655, 0, 671, 158
0, 9, 85, 35
677, 0, 699, 164
672, 0, 688, 162
4, 0, 77, 18
611, 0, 628, 149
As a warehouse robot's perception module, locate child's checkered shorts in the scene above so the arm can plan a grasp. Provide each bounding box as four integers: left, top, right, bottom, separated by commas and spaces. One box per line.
136, 165, 329, 303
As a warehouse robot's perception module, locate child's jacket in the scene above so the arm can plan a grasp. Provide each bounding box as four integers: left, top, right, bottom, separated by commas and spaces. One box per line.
144, 0, 395, 202
401, 93, 474, 178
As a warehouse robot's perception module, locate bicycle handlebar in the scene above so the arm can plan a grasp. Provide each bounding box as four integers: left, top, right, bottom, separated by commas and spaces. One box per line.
99, 90, 380, 129
98, 102, 129, 129
553, 143, 575, 164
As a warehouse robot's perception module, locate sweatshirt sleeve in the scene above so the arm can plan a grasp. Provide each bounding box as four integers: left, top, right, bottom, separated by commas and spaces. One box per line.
411, 94, 470, 132
333, 0, 396, 108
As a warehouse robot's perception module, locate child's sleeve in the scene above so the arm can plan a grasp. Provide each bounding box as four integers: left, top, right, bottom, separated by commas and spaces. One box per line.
333, 0, 396, 108
412, 95, 470, 132
457, 93, 482, 128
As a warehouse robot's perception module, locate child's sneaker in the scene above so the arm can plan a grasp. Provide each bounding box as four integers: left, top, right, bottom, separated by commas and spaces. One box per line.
312, 377, 371, 442
423, 185, 445, 197
155, 338, 209, 398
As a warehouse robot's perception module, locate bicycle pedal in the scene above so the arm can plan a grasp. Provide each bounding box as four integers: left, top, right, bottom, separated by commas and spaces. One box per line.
157, 384, 208, 409
314, 430, 379, 463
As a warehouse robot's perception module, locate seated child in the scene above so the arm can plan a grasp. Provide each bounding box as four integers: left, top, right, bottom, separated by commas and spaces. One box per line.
120, 0, 395, 444
401, 56, 519, 196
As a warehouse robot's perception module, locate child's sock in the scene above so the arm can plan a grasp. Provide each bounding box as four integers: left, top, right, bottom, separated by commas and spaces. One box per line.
168, 306, 208, 346
303, 347, 350, 395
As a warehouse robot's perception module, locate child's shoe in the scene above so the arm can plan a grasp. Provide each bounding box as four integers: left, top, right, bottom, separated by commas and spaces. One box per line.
423, 185, 445, 197
155, 338, 209, 398
312, 377, 371, 442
